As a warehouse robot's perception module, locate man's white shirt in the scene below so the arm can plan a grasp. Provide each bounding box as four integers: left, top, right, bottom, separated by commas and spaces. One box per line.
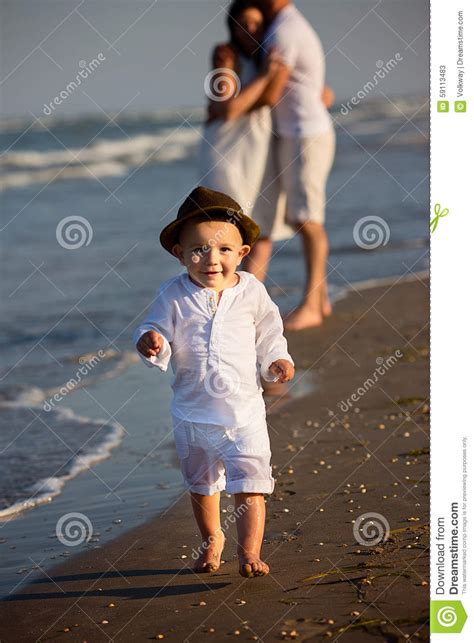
263, 3, 333, 137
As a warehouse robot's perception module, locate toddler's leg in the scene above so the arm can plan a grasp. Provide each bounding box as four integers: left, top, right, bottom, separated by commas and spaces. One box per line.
190, 491, 226, 572
234, 492, 270, 577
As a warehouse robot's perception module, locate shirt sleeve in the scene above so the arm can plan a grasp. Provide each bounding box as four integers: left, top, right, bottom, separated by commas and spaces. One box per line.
255, 283, 294, 382
132, 285, 175, 372
265, 25, 298, 69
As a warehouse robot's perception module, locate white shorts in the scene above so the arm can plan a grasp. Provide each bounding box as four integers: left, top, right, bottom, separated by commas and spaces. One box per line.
171, 413, 275, 496
253, 126, 336, 237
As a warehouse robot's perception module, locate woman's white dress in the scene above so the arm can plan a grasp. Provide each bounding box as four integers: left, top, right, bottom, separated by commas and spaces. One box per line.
197, 55, 292, 242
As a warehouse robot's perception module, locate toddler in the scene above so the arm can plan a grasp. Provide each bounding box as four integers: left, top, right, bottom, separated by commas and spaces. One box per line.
134, 186, 295, 577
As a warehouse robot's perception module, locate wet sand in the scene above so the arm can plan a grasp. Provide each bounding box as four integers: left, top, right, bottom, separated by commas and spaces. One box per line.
0, 277, 429, 642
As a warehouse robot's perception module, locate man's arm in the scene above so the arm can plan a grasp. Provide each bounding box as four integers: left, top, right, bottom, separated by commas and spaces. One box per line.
207, 50, 284, 122
251, 63, 291, 109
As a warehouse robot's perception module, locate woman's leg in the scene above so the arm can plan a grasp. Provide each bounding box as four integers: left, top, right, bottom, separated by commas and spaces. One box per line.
234, 492, 270, 577
243, 238, 273, 282
190, 491, 226, 572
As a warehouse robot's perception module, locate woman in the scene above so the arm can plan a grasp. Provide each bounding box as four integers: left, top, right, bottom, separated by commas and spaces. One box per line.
197, 0, 294, 252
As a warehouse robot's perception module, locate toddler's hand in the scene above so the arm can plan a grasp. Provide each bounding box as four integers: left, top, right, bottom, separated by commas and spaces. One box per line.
269, 359, 295, 383
136, 330, 164, 359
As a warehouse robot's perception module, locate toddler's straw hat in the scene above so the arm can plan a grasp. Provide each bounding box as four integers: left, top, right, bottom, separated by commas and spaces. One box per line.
159, 186, 260, 254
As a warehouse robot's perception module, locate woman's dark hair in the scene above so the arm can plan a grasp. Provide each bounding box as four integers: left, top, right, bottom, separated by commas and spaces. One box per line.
226, 0, 267, 58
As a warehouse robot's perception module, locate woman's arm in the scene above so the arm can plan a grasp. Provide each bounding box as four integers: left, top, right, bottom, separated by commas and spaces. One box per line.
206, 47, 283, 122
207, 72, 274, 122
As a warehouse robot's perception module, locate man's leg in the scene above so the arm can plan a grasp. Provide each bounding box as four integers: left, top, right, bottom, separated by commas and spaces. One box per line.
243, 237, 291, 397
234, 492, 270, 577
243, 237, 273, 282
190, 491, 225, 572
284, 221, 331, 331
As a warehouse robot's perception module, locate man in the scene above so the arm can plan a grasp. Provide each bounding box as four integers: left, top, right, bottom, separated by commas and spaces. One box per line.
245, 0, 336, 331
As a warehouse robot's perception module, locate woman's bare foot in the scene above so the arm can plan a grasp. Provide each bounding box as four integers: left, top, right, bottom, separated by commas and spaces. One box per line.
193, 530, 226, 573
239, 553, 270, 578
284, 303, 323, 331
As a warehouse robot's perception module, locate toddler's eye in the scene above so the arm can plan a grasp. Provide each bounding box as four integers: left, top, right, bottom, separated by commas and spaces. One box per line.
221, 247, 231, 252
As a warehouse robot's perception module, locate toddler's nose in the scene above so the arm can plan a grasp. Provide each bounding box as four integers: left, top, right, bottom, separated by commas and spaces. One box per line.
206, 249, 220, 266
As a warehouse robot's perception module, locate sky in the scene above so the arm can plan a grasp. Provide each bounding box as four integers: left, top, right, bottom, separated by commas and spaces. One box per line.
0, 0, 429, 119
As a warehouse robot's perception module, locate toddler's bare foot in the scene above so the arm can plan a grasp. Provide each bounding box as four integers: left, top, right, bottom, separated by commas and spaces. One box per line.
239, 553, 270, 578
284, 304, 323, 331
193, 530, 225, 573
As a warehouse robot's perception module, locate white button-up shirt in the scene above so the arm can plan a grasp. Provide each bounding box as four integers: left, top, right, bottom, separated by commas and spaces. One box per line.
133, 270, 294, 428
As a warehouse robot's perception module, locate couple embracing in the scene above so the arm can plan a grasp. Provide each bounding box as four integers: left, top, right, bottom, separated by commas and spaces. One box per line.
198, 0, 336, 331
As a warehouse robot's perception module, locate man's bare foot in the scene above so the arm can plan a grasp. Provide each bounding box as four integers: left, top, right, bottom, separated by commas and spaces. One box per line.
239, 553, 270, 578
284, 304, 323, 331
321, 296, 332, 317
193, 530, 225, 573
321, 285, 332, 317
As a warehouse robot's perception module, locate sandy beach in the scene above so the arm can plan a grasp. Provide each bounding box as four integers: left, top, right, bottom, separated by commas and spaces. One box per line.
0, 276, 429, 642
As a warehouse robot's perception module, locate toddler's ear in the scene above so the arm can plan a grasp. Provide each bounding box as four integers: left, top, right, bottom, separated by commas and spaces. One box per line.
238, 244, 251, 262
171, 243, 185, 264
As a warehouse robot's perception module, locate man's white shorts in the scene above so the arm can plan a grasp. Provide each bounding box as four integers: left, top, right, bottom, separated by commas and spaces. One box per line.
171, 413, 275, 496
253, 126, 336, 237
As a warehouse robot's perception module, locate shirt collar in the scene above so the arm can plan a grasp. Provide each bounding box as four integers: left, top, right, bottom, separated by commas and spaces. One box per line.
181, 270, 248, 297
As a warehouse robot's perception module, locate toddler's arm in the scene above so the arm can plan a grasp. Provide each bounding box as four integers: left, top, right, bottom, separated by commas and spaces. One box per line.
133, 286, 174, 371
255, 283, 295, 383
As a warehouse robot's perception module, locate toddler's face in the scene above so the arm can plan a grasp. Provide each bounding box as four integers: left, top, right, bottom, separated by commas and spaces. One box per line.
172, 220, 251, 290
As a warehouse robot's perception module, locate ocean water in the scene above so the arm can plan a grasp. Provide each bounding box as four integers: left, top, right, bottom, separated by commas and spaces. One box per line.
0, 96, 428, 592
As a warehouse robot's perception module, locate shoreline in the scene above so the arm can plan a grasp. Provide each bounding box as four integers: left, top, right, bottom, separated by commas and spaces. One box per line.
0, 275, 429, 642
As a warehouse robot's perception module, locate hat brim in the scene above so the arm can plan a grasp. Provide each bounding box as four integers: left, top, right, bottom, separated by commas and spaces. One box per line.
159, 205, 261, 255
